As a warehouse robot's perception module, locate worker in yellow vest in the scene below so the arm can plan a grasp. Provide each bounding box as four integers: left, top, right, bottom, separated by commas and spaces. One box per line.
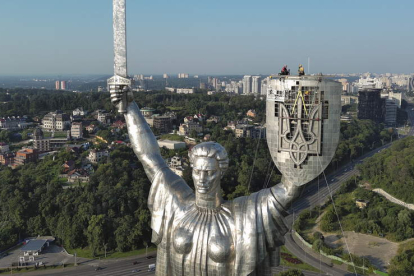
298, 64, 305, 76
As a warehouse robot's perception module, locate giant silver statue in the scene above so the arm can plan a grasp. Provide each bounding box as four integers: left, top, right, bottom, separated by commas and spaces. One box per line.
108, 1, 341, 275
110, 98, 297, 275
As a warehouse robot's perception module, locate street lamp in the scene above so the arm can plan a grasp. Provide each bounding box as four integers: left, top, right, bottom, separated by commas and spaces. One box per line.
103, 243, 108, 258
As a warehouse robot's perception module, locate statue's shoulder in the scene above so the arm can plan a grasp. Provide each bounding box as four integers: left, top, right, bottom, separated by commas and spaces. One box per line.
152, 166, 194, 197
154, 166, 182, 182
227, 188, 272, 208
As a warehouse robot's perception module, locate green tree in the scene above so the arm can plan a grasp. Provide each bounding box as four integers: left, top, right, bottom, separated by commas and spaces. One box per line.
278, 268, 305, 276
86, 215, 107, 257
114, 216, 133, 252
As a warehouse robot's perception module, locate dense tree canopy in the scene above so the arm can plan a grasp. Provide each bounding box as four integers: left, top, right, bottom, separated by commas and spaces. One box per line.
358, 136, 414, 204
389, 241, 414, 276
318, 183, 414, 242
332, 119, 392, 167
277, 269, 304, 276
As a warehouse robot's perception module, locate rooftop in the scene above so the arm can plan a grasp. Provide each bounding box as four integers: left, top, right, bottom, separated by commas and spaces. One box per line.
158, 139, 185, 145
20, 239, 47, 252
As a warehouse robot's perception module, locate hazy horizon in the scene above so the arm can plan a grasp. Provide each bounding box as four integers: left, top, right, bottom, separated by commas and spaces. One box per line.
1, 0, 413, 75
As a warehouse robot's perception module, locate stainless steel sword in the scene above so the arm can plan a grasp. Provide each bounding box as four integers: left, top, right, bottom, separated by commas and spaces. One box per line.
107, 0, 131, 114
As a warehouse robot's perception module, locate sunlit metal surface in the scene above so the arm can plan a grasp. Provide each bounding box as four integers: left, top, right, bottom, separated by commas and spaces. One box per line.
113, 0, 127, 77
266, 76, 342, 187
120, 101, 299, 276
108, 0, 131, 114
109, 2, 341, 276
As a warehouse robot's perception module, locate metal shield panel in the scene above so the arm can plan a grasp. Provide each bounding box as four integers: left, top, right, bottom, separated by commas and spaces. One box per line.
266, 76, 341, 187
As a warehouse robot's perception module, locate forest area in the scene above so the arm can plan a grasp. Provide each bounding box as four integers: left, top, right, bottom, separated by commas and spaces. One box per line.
294, 137, 414, 275
358, 136, 414, 204
0, 88, 398, 258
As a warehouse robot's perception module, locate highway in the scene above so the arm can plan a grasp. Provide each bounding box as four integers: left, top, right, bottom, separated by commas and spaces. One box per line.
283, 143, 393, 276
283, 104, 414, 276
12, 254, 158, 276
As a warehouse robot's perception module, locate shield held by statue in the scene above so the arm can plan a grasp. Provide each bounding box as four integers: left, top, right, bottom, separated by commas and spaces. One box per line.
266, 76, 342, 187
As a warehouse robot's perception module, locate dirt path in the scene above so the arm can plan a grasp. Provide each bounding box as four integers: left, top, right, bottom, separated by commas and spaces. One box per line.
310, 213, 399, 270
341, 231, 398, 270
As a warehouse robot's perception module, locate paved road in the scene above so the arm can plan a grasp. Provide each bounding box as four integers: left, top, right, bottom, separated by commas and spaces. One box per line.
272, 266, 329, 276
17, 261, 327, 276
11, 254, 158, 276
283, 105, 414, 276
406, 104, 414, 136
282, 144, 394, 276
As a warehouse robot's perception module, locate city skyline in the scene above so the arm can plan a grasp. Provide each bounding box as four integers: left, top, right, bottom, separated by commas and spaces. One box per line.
0, 0, 413, 75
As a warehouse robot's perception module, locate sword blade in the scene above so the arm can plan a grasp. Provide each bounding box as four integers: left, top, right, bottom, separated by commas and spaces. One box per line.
113, 0, 127, 77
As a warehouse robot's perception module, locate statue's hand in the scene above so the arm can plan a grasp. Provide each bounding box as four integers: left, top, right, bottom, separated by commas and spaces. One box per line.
284, 182, 300, 199
273, 177, 301, 207
110, 85, 134, 113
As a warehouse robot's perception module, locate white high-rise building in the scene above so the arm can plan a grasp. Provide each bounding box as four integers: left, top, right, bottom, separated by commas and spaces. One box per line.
134, 74, 144, 80
71, 122, 83, 139
42, 111, 71, 131
261, 77, 269, 96
243, 75, 252, 94
60, 81, 67, 90
252, 76, 261, 94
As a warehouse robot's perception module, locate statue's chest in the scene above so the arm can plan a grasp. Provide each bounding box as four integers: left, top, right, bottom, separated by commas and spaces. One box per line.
172, 206, 235, 264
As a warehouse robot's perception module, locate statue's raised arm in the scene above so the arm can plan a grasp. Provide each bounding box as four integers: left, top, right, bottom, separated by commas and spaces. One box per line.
110, 90, 167, 182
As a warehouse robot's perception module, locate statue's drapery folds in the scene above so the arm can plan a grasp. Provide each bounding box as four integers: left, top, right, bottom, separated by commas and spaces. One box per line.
148, 167, 288, 276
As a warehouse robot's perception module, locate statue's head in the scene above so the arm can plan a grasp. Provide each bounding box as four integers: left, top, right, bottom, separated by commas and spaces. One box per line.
189, 142, 228, 194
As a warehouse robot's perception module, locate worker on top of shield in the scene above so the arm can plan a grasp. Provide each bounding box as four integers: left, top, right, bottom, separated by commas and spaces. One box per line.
280, 65, 290, 75
298, 64, 305, 76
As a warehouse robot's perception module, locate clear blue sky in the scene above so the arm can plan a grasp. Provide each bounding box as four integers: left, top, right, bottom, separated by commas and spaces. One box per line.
0, 0, 413, 75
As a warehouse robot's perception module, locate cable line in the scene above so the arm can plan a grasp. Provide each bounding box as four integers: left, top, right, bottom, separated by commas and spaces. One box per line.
316, 153, 358, 276
247, 127, 262, 192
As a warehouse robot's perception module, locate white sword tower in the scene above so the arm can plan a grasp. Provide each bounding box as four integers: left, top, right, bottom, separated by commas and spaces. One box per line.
107, 0, 132, 113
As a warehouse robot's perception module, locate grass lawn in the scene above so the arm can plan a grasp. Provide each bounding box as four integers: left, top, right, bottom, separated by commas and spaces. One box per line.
301, 216, 319, 242
66, 246, 157, 259
108, 247, 157, 259
398, 240, 414, 253
43, 131, 68, 138
332, 259, 343, 265
159, 134, 185, 141
280, 246, 322, 273
62, 181, 87, 189
58, 178, 68, 184
166, 106, 184, 111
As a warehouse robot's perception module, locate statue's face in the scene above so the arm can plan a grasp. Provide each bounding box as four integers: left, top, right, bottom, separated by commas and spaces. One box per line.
192, 157, 221, 194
